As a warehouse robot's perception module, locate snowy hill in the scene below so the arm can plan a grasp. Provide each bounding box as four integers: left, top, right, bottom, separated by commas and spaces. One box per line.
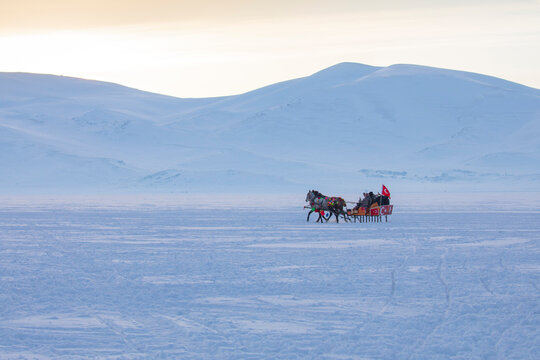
1, 63, 539, 193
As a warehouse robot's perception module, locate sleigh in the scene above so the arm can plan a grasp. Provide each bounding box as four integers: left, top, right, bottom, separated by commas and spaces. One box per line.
347, 204, 394, 222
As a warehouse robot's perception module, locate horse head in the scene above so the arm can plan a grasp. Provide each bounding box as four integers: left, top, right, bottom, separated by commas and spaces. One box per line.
305, 190, 315, 203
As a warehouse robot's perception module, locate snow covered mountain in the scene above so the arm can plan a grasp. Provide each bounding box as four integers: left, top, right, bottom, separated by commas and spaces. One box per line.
1, 63, 539, 193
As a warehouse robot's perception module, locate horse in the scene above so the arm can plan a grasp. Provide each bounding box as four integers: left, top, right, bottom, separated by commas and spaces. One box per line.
306, 190, 350, 223
305, 190, 350, 223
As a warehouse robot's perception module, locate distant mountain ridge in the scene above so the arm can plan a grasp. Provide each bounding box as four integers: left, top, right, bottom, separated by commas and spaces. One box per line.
1, 63, 539, 193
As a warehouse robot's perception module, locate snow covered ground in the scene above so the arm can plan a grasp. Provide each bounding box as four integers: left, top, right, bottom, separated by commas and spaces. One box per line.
0, 194, 538, 359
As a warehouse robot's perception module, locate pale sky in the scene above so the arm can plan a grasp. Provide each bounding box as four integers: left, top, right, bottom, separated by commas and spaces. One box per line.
1, 0, 539, 97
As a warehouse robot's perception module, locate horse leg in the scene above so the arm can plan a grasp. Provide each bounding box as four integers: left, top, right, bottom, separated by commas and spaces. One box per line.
307, 210, 313, 222
324, 212, 332, 222
345, 204, 352, 222
342, 209, 350, 222
325, 207, 335, 222
337, 206, 347, 222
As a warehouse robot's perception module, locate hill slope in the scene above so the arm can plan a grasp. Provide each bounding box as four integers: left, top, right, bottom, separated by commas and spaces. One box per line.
1, 63, 539, 193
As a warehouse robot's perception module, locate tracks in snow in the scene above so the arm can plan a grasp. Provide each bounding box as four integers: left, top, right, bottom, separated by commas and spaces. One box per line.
437, 248, 451, 307
380, 245, 416, 315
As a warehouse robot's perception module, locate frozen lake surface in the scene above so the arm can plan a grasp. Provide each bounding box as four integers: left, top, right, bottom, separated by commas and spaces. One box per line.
0, 195, 539, 359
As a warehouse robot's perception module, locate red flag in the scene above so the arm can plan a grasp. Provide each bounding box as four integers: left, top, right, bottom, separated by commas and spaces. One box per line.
382, 184, 391, 198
